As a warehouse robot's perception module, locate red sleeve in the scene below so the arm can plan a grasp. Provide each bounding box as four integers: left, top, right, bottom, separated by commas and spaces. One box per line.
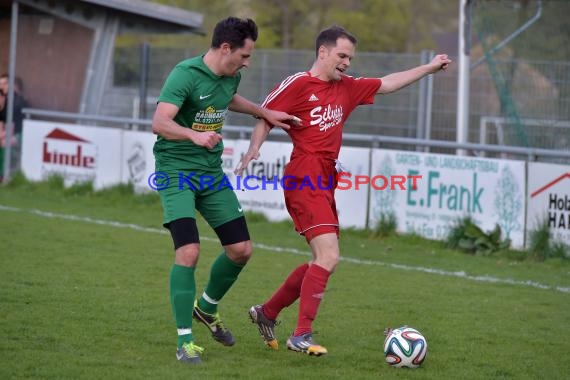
345, 76, 382, 107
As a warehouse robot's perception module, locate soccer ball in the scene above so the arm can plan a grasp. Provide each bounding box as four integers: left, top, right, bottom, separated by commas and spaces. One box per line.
383, 326, 427, 368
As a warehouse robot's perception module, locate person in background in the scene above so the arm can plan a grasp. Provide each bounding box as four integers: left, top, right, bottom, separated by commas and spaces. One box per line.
0, 74, 29, 181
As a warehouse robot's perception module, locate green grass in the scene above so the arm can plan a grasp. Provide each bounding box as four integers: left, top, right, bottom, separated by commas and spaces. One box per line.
1, 177, 569, 379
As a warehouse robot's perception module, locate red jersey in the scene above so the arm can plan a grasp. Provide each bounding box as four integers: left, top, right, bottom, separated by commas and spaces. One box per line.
261, 72, 381, 162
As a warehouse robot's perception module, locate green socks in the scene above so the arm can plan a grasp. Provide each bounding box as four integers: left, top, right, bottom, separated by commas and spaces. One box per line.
170, 253, 245, 347
170, 264, 196, 348
197, 252, 245, 314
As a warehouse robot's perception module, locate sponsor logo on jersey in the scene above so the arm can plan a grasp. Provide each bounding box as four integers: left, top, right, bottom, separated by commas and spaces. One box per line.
191, 122, 224, 131
193, 106, 228, 131
309, 104, 343, 132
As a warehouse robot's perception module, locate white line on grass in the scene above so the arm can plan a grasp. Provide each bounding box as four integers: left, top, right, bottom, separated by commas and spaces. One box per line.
1, 204, 569, 294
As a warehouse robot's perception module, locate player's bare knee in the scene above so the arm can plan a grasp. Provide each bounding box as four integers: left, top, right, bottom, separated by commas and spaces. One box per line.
329, 254, 340, 270
175, 244, 200, 267
225, 240, 252, 264
312, 249, 340, 272
324, 254, 340, 272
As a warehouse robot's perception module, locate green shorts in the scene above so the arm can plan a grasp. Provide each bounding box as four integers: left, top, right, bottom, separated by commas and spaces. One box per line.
157, 169, 243, 228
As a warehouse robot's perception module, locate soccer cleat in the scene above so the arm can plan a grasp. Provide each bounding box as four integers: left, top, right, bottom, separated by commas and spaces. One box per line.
248, 305, 279, 350
286, 333, 328, 356
192, 300, 235, 346
176, 342, 204, 364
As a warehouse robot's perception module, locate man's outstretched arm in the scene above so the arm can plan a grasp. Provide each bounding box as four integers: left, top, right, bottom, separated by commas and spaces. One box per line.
378, 54, 452, 94
229, 94, 300, 130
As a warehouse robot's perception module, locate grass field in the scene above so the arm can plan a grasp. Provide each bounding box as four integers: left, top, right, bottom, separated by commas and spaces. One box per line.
1, 176, 569, 379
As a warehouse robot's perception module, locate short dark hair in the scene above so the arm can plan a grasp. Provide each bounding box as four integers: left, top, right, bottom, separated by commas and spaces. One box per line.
315, 26, 357, 57
211, 17, 258, 50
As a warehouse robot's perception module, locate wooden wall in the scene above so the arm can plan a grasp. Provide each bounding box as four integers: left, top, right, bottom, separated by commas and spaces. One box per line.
0, 9, 93, 113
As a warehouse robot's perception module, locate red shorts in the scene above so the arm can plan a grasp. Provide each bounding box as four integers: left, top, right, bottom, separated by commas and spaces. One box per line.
283, 156, 340, 242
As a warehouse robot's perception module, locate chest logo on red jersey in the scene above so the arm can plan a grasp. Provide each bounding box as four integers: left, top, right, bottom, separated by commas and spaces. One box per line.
309, 104, 343, 132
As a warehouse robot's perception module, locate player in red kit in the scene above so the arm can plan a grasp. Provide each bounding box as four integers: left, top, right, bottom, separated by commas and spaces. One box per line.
235, 25, 451, 355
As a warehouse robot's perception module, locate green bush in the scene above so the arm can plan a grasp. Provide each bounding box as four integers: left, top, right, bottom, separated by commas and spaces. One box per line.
446, 216, 511, 255
371, 212, 397, 238
528, 218, 570, 261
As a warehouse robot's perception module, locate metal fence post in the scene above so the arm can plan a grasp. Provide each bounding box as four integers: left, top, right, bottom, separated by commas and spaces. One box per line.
416, 50, 429, 147
138, 42, 150, 122
3, 0, 19, 184
424, 50, 435, 151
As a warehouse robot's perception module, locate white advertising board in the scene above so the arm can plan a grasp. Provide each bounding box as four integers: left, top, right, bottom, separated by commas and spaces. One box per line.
527, 162, 570, 248
335, 146, 371, 229
368, 150, 526, 248
121, 130, 157, 192
233, 140, 292, 221
21, 119, 535, 250
21, 120, 123, 189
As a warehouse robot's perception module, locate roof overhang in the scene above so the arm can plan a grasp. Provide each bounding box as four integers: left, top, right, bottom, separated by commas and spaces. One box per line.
80, 0, 205, 34
1, 0, 205, 35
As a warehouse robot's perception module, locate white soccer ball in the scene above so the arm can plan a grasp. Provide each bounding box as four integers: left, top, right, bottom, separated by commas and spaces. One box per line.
383, 326, 428, 368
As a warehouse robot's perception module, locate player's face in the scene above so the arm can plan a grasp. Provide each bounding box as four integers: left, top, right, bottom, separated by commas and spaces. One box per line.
0, 77, 8, 95
324, 37, 355, 81
222, 38, 255, 76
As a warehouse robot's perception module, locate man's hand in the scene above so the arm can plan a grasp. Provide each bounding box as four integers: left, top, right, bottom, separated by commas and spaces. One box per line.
428, 54, 452, 73
228, 95, 301, 130
234, 148, 260, 176
191, 131, 222, 150
259, 109, 302, 130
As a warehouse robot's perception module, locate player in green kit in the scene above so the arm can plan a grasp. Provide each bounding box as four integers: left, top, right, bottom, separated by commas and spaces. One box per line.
152, 17, 299, 364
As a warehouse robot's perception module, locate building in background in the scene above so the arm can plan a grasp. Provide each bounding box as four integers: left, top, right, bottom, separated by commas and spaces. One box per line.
0, 0, 203, 115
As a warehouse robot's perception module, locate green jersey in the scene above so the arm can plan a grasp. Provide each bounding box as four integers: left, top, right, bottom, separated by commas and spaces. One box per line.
154, 55, 240, 172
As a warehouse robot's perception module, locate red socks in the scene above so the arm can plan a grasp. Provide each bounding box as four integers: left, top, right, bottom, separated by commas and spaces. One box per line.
262, 263, 332, 337
263, 263, 309, 320
294, 264, 330, 337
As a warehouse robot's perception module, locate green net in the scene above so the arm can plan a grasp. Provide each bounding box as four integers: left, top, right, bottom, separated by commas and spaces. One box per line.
470, 0, 570, 150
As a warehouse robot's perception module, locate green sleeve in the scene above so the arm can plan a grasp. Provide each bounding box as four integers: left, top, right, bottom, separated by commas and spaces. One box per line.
158, 65, 194, 107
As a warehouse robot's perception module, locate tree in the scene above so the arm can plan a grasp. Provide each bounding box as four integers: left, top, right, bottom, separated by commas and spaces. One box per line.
249, 0, 457, 52
493, 165, 522, 239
